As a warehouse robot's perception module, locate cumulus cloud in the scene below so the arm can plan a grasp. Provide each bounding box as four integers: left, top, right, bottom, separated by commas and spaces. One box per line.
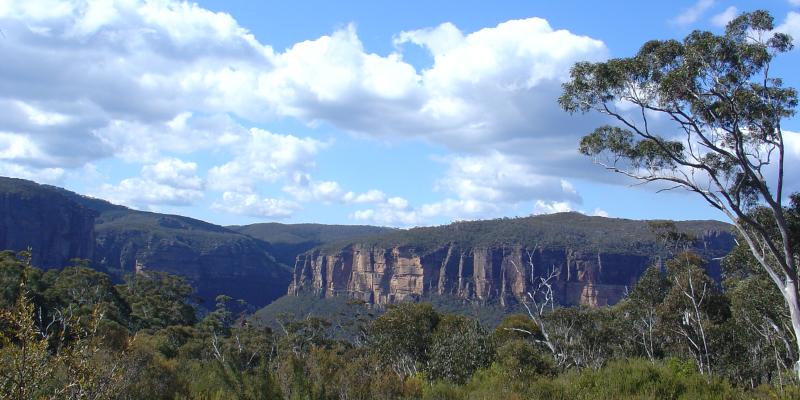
283, 174, 386, 205
142, 158, 203, 190
343, 189, 386, 204
261, 18, 607, 154
0, 0, 272, 172
710, 6, 738, 27
0, 160, 66, 183
1, 0, 609, 223
207, 128, 328, 193
434, 152, 582, 205
212, 192, 298, 218
533, 200, 573, 215
777, 11, 800, 40
351, 196, 421, 226
671, 0, 716, 26
350, 152, 586, 226
94, 157, 204, 208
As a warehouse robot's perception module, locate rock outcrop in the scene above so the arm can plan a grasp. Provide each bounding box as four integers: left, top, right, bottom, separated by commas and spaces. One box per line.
289, 214, 735, 307
0, 178, 96, 267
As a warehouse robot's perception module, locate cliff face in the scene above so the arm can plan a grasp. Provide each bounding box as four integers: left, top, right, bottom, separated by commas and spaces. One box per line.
0, 178, 96, 268
289, 216, 736, 307
93, 212, 291, 307
290, 244, 645, 307
0, 177, 291, 308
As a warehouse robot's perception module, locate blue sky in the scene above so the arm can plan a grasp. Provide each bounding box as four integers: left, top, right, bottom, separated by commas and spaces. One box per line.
1, 0, 799, 227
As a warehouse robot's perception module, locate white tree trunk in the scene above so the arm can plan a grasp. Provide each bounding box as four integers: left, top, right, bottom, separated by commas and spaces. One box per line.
783, 278, 800, 376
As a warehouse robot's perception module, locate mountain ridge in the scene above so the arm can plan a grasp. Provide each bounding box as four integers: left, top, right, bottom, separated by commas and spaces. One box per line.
0, 177, 291, 307
289, 213, 735, 307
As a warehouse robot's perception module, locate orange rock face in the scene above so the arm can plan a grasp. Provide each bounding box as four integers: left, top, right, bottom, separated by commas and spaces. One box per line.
289, 243, 650, 307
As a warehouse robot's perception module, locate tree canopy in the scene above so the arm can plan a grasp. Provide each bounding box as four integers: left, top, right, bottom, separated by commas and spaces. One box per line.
560, 9, 800, 374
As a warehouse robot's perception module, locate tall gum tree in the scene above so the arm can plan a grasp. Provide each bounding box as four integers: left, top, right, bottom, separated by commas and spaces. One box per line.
559, 10, 800, 374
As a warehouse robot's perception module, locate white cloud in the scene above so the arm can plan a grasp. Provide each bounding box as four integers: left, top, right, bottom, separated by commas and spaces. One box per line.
97, 178, 203, 208
671, 0, 716, 26
350, 152, 587, 226
777, 11, 800, 40
282, 172, 388, 205
142, 158, 203, 190
351, 196, 420, 226
260, 18, 607, 153
783, 130, 800, 191
0, 132, 49, 165
0, 1, 616, 224
343, 189, 386, 204
283, 175, 345, 203
435, 152, 582, 204
96, 113, 249, 163
0, 161, 66, 183
0, 0, 272, 172
711, 6, 738, 27
533, 200, 573, 215
790, 0, 800, 7
786, 130, 800, 158
212, 192, 298, 219
207, 128, 327, 193
592, 208, 610, 217
95, 157, 204, 207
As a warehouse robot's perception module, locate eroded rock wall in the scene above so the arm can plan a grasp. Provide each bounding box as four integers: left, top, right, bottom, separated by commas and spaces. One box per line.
289, 244, 655, 307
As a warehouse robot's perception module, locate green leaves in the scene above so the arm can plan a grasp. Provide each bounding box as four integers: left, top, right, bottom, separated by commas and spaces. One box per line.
119, 272, 198, 331
367, 303, 441, 377
579, 125, 682, 170
427, 315, 494, 384
562, 10, 796, 182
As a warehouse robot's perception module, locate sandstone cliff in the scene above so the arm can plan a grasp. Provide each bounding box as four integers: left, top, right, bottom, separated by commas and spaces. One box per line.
289, 214, 735, 307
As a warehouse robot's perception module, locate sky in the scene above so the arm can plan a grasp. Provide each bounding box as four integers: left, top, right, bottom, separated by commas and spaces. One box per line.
1, 0, 799, 227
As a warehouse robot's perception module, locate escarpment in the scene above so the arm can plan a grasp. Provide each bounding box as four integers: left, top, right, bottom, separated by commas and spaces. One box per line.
0, 177, 96, 268
92, 211, 291, 307
289, 214, 736, 307
0, 177, 292, 308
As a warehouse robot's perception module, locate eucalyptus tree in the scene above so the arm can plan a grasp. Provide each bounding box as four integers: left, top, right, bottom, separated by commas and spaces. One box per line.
560, 10, 800, 373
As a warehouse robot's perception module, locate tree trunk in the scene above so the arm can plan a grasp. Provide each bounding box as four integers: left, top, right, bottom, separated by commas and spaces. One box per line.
783, 278, 800, 377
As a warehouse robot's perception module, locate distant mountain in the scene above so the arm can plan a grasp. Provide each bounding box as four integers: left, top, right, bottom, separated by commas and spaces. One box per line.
289, 213, 736, 308
229, 223, 395, 266
0, 177, 290, 308
0, 176, 739, 314
0, 177, 97, 268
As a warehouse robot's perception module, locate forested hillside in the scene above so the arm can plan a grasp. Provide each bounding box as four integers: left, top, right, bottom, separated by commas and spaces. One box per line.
230, 223, 395, 266
0, 177, 291, 308
1, 246, 798, 399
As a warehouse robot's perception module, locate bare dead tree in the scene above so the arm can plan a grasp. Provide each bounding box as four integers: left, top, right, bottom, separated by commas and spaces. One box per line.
671, 272, 712, 375
509, 256, 565, 366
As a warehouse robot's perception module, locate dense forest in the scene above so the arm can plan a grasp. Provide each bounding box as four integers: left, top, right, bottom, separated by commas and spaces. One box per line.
1, 218, 799, 399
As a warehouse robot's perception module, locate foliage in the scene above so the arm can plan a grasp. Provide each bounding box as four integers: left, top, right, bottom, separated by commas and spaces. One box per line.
315, 212, 732, 257
368, 302, 441, 378
560, 8, 800, 374
427, 315, 494, 384
119, 271, 197, 331
3, 248, 800, 398
230, 223, 395, 266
